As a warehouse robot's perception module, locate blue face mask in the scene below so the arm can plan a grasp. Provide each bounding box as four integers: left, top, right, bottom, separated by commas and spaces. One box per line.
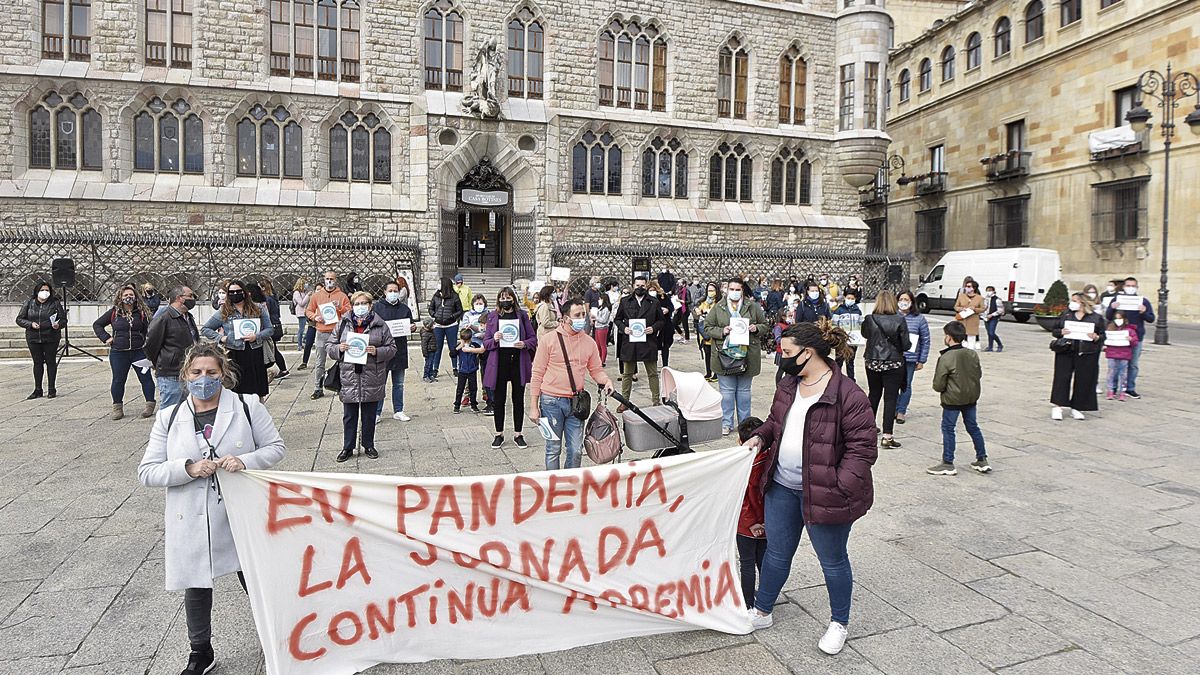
353, 305, 370, 318
571, 318, 588, 332
187, 375, 222, 401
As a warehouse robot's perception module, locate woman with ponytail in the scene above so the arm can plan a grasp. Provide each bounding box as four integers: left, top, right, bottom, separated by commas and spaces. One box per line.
741, 318, 878, 657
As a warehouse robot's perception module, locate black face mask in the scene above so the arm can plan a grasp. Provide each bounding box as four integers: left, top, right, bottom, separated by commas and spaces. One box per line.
499, 300, 515, 311
780, 351, 812, 377
634, 287, 647, 297
182, 298, 197, 310
227, 290, 245, 304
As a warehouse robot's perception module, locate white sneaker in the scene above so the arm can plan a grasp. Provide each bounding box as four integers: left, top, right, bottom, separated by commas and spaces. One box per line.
376, 415, 382, 424
818, 621, 848, 655
1051, 407, 1063, 421
393, 411, 411, 421
1070, 408, 1086, 420
747, 609, 774, 630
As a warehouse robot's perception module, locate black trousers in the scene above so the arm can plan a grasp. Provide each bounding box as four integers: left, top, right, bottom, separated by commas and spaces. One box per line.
492, 360, 525, 434
302, 325, 317, 364
455, 371, 478, 408
28, 339, 59, 392
736, 534, 768, 608
867, 366, 905, 435
342, 401, 378, 451
1051, 351, 1100, 411
674, 310, 690, 340
184, 571, 246, 649
837, 346, 859, 382
700, 343, 713, 378
271, 340, 288, 372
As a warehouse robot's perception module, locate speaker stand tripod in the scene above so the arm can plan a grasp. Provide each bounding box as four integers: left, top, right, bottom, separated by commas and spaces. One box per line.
56, 293, 103, 365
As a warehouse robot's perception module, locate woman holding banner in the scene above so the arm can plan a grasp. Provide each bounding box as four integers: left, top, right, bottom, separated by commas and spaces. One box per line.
201, 279, 274, 399
741, 319, 877, 656
1049, 292, 1105, 420
328, 292, 397, 462
137, 341, 285, 675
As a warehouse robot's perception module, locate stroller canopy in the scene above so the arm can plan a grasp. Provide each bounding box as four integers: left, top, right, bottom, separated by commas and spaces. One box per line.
661, 368, 723, 421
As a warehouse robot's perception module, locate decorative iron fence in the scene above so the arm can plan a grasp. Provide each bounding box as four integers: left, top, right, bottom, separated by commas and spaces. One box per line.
0, 229, 422, 304
551, 245, 911, 299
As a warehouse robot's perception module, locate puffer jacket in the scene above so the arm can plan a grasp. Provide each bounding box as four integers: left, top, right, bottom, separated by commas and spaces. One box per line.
372, 298, 412, 370
862, 313, 910, 364
931, 344, 982, 408
429, 292, 463, 327
326, 313, 397, 404
902, 310, 931, 364
16, 297, 67, 343
93, 307, 151, 351
751, 361, 878, 525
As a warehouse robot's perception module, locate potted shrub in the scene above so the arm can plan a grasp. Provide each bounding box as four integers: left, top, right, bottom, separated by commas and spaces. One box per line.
1034, 280, 1069, 331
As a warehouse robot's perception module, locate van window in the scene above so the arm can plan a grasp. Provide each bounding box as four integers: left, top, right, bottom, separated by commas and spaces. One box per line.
927, 265, 944, 283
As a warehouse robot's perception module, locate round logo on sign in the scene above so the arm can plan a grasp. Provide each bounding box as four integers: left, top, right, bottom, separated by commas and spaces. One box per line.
500, 324, 519, 342
237, 319, 257, 337
630, 323, 646, 339
347, 338, 367, 359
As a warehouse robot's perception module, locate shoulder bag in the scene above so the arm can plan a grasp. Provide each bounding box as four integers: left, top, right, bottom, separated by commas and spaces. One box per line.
323, 323, 344, 391
557, 332, 592, 420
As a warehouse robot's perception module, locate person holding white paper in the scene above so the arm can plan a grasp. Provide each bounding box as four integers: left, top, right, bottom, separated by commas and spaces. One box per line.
894, 290, 930, 425
1103, 311, 1139, 400
703, 277, 770, 436
615, 276, 669, 409
372, 281, 413, 422
201, 280, 273, 400
953, 280, 986, 350
16, 280, 67, 400
861, 290, 911, 449
482, 287, 538, 449
1103, 277, 1154, 399
304, 271, 351, 400
1050, 293, 1105, 420
328, 292, 396, 462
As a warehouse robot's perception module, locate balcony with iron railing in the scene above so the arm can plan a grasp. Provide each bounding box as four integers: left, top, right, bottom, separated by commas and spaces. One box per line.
1089, 126, 1151, 162
981, 150, 1032, 181
859, 184, 888, 208
912, 172, 948, 196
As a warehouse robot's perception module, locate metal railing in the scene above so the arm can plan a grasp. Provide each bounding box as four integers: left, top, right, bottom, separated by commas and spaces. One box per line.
982, 151, 1032, 181
914, 172, 948, 195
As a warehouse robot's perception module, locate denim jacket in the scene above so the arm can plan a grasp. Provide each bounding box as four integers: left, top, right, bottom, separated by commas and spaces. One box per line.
201, 304, 274, 350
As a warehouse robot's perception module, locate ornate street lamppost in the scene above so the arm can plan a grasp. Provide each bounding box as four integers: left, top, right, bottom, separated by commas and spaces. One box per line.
1124, 64, 1200, 345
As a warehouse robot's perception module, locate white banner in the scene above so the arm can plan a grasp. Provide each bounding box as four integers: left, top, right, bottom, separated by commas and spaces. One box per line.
222, 448, 755, 675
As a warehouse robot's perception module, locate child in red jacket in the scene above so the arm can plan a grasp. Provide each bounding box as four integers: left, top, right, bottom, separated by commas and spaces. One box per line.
737, 416, 768, 608
1104, 310, 1139, 400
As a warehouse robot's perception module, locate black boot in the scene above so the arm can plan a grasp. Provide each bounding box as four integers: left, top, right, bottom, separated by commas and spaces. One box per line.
180, 644, 215, 674
26, 390, 43, 400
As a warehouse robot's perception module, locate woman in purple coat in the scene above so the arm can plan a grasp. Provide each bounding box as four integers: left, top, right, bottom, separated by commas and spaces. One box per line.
482, 287, 538, 450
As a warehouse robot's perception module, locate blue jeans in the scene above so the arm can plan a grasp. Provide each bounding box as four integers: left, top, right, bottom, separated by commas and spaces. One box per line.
1107, 358, 1130, 393
941, 404, 987, 464
1127, 340, 1143, 391
295, 317, 308, 349
109, 348, 156, 404
540, 394, 584, 470
756, 483, 854, 624
424, 326, 458, 379
375, 358, 406, 416
157, 376, 184, 408
896, 361, 917, 415
985, 318, 1003, 350
717, 373, 753, 430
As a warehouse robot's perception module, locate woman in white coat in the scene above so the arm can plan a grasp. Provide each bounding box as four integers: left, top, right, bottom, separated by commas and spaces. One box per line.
138, 341, 285, 675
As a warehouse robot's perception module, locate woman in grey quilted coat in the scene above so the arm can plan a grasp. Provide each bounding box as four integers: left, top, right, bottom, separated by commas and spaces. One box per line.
326, 291, 396, 463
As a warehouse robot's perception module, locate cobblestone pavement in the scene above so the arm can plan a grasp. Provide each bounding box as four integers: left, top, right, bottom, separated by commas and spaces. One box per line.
1, 317, 1198, 674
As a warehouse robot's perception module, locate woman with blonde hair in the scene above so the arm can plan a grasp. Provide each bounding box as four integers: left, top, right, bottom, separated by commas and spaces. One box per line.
292, 277, 312, 353
138, 341, 284, 675
861, 290, 911, 448
200, 279, 274, 398
327, 291, 396, 462
1049, 292, 1105, 420
93, 284, 156, 420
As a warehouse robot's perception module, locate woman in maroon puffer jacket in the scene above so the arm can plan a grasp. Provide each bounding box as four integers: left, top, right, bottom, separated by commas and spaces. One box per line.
741, 319, 878, 656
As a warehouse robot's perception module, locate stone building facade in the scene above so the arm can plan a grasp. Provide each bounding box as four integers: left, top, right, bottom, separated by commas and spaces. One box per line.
0, 0, 891, 300
876, 0, 1200, 320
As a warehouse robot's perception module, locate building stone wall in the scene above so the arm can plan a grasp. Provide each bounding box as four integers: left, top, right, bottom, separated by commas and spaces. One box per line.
879, 0, 1200, 320
0, 0, 890, 297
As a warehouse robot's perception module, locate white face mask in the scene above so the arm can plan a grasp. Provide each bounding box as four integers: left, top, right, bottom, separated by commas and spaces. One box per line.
727, 290, 742, 302
1086, 291, 1097, 299
1115, 319, 1125, 326
986, 291, 995, 298
844, 299, 856, 307
898, 301, 912, 311
648, 290, 658, 297
324, 280, 337, 290
808, 291, 820, 300
1106, 286, 1116, 293
474, 304, 485, 312
37, 290, 50, 301
353, 304, 370, 317
1124, 286, 1137, 295
386, 291, 400, 303
1068, 301, 1082, 312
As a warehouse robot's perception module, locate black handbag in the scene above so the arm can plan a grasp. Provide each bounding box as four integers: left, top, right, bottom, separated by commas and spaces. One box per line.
557, 333, 591, 420
323, 323, 343, 391
1049, 337, 1073, 354
719, 350, 748, 376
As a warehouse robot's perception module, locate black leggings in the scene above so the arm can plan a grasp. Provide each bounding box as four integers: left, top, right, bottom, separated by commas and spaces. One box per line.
28, 339, 59, 391
302, 325, 317, 364
736, 534, 767, 608
184, 572, 246, 649
492, 359, 525, 435
674, 310, 690, 340
700, 343, 713, 378
867, 366, 905, 435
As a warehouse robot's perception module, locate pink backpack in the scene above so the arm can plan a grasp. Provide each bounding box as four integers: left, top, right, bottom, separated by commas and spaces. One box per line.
584, 399, 623, 464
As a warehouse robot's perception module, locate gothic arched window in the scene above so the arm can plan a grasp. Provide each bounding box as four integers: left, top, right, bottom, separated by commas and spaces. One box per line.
709, 142, 751, 203
598, 19, 667, 111
28, 91, 102, 170
718, 36, 749, 119
424, 2, 464, 91
269, 0, 359, 81
641, 137, 688, 199
236, 104, 302, 178
329, 111, 390, 183
571, 131, 621, 195
779, 47, 807, 125
769, 148, 811, 206
134, 97, 203, 174
507, 9, 543, 99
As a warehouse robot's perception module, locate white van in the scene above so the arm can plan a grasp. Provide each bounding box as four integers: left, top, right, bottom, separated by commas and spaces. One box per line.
915, 248, 1061, 322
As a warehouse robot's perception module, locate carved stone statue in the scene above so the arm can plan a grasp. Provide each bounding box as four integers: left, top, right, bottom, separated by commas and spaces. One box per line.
462, 37, 504, 119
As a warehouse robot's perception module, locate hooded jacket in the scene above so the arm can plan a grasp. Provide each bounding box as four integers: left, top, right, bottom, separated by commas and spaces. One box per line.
751, 362, 878, 525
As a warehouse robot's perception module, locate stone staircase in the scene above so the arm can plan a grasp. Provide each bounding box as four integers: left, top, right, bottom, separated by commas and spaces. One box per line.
456, 271, 516, 305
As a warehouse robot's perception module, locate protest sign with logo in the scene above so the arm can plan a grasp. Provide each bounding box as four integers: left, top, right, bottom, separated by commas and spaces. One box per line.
234, 318, 262, 341
222, 448, 755, 674
498, 319, 520, 347
319, 302, 339, 325
344, 333, 369, 365
629, 319, 647, 343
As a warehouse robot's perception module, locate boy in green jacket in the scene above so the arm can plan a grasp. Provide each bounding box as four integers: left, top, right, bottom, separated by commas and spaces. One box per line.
927, 321, 991, 476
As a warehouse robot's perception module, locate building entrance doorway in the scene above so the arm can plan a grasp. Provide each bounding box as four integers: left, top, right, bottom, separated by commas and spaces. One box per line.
440, 156, 536, 282
458, 209, 508, 271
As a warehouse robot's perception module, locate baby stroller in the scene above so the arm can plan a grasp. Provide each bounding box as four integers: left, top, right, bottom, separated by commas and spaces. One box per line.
608, 367, 724, 458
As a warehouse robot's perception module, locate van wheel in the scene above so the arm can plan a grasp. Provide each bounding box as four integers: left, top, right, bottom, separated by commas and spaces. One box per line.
1013, 313, 1031, 324
916, 296, 929, 314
